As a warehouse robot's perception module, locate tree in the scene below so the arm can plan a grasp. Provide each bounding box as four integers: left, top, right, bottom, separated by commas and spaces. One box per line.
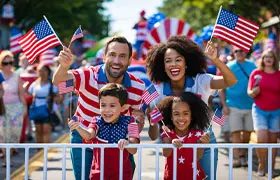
2, 0, 111, 41
159, 0, 279, 33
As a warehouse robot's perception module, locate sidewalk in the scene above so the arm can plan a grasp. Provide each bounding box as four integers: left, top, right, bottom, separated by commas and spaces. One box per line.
9, 123, 280, 180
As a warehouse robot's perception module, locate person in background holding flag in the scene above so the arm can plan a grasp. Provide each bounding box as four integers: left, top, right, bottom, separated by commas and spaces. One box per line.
146, 35, 237, 180
157, 92, 211, 180
219, 46, 256, 168
247, 50, 280, 177
68, 83, 139, 180
28, 64, 59, 143
53, 36, 146, 180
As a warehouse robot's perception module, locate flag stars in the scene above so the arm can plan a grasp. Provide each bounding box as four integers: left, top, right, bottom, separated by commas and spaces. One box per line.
195, 131, 202, 137
188, 132, 192, 138
178, 156, 185, 164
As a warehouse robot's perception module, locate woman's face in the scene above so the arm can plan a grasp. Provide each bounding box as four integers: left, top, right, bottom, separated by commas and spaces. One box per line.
37, 66, 49, 78
164, 48, 186, 82
1, 56, 14, 72
263, 52, 274, 68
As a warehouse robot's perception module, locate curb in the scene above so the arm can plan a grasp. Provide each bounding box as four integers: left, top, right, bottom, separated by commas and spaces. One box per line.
10, 133, 69, 180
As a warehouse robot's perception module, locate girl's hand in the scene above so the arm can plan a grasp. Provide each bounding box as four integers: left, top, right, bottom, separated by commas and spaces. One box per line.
205, 41, 218, 60
222, 106, 230, 116
252, 86, 260, 96
199, 133, 211, 144
118, 139, 129, 150
68, 119, 80, 130
172, 139, 182, 148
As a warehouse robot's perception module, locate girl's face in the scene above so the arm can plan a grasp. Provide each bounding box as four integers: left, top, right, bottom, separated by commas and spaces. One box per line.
263, 52, 274, 67
100, 95, 123, 123
164, 48, 186, 82
172, 101, 191, 133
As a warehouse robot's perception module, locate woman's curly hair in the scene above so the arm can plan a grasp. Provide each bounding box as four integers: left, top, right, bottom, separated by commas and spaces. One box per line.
158, 92, 210, 131
146, 35, 207, 83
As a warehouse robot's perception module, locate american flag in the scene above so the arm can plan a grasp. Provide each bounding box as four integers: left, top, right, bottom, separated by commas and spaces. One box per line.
10, 26, 22, 54
18, 17, 61, 64
128, 122, 139, 138
212, 8, 259, 52
150, 107, 163, 124
251, 43, 262, 61
58, 79, 74, 94
39, 49, 57, 66
212, 108, 226, 126
142, 84, 159, 104
263, 32, 277, 52
70, 26, 83, 44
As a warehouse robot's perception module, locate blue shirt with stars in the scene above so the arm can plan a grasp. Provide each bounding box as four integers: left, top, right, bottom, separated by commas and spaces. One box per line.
89, 115, 136, 143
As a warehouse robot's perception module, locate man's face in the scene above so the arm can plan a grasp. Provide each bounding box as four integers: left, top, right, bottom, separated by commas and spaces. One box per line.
103, 42, 131, 79
233, 49, 246, 61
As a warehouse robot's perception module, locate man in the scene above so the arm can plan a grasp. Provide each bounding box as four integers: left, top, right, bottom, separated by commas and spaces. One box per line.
53, 36, 146, 180
219, 46, 256, 168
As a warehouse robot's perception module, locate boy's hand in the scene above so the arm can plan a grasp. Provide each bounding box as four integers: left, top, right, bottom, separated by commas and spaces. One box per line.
118, 139, 129, 150
198, 133, 211, 144
132, 109, 145, 125
68, 119, 80, 131
172, 139, 182, 148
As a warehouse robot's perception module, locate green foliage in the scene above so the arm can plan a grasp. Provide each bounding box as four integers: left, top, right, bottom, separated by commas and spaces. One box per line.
159, 0, 279, 35
4, 0, 111, 42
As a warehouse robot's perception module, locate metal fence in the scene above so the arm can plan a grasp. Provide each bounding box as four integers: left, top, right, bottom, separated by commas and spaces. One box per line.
0, 143, 279, 180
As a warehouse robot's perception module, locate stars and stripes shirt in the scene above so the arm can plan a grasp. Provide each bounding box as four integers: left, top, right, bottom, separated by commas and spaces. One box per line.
89, 115, 140, 143
71, 65, 145, 127
161, 129, 206, 180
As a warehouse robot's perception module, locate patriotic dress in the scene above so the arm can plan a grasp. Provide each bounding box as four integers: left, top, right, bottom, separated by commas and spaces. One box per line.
88, 115, 139, 180
161, 129, 207, 180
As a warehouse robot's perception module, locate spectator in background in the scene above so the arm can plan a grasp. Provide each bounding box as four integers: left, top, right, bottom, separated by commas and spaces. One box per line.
28, 64, 59, 143
247, 50, 280, 177
0, 50, 26, 167
0, 71, 5, 159
219, 46, 256, 168
133, 10, 148, 60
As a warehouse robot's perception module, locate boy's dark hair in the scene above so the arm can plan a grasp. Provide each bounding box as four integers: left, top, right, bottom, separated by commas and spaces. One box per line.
158, 92, 210, 130
104, 36, 133, 58
146, 35, 207, 83
98, 83, 128, 106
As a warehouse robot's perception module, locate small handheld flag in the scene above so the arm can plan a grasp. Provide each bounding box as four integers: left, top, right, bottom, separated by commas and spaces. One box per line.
212, 7, 259, 52
128, 121, 140, 138
142, 84, 159, 104
18, 17, 62, 64
58, 79, 74, 95
150, 107, 164, 124
69, 26, 83, 46
212, 107, 226, 126
10, 26, 22, 54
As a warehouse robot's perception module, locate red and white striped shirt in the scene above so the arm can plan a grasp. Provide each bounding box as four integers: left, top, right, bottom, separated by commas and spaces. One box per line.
72, 65, 145, 127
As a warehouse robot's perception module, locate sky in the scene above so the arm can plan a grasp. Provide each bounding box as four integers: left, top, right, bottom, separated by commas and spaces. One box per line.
103, 0, 164, 43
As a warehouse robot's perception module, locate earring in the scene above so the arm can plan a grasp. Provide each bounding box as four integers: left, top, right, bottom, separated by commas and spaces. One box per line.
185, 66, 188, 69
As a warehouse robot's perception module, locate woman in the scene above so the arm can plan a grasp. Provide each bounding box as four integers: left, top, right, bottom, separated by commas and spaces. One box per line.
146, 35, 237, 179
28, 64, 59, 143
247, 50, 280, 177
0, 50, 26, 167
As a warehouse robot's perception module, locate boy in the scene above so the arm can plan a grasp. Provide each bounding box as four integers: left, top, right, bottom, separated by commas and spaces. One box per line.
68, 83, 139, 180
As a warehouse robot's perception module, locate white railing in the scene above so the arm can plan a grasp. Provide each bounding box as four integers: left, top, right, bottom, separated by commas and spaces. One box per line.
1, 143, 280, 180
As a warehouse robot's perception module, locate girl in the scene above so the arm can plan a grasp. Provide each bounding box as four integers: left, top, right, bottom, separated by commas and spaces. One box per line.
247, 50, 280, 177
160, 92, 211, 180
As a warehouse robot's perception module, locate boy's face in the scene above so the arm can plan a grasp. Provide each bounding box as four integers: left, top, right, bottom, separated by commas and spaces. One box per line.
100, 95, 123, 123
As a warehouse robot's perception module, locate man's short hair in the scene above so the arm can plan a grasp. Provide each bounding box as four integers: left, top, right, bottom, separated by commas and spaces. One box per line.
98, 83, 128, 106
104, 36, 133, 58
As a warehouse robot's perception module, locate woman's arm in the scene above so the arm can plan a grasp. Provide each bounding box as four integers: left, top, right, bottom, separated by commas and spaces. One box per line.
162, 136, 172, 157
247, 86, 260, 98
205, 41, 237, 89
18, 78, 27, 108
